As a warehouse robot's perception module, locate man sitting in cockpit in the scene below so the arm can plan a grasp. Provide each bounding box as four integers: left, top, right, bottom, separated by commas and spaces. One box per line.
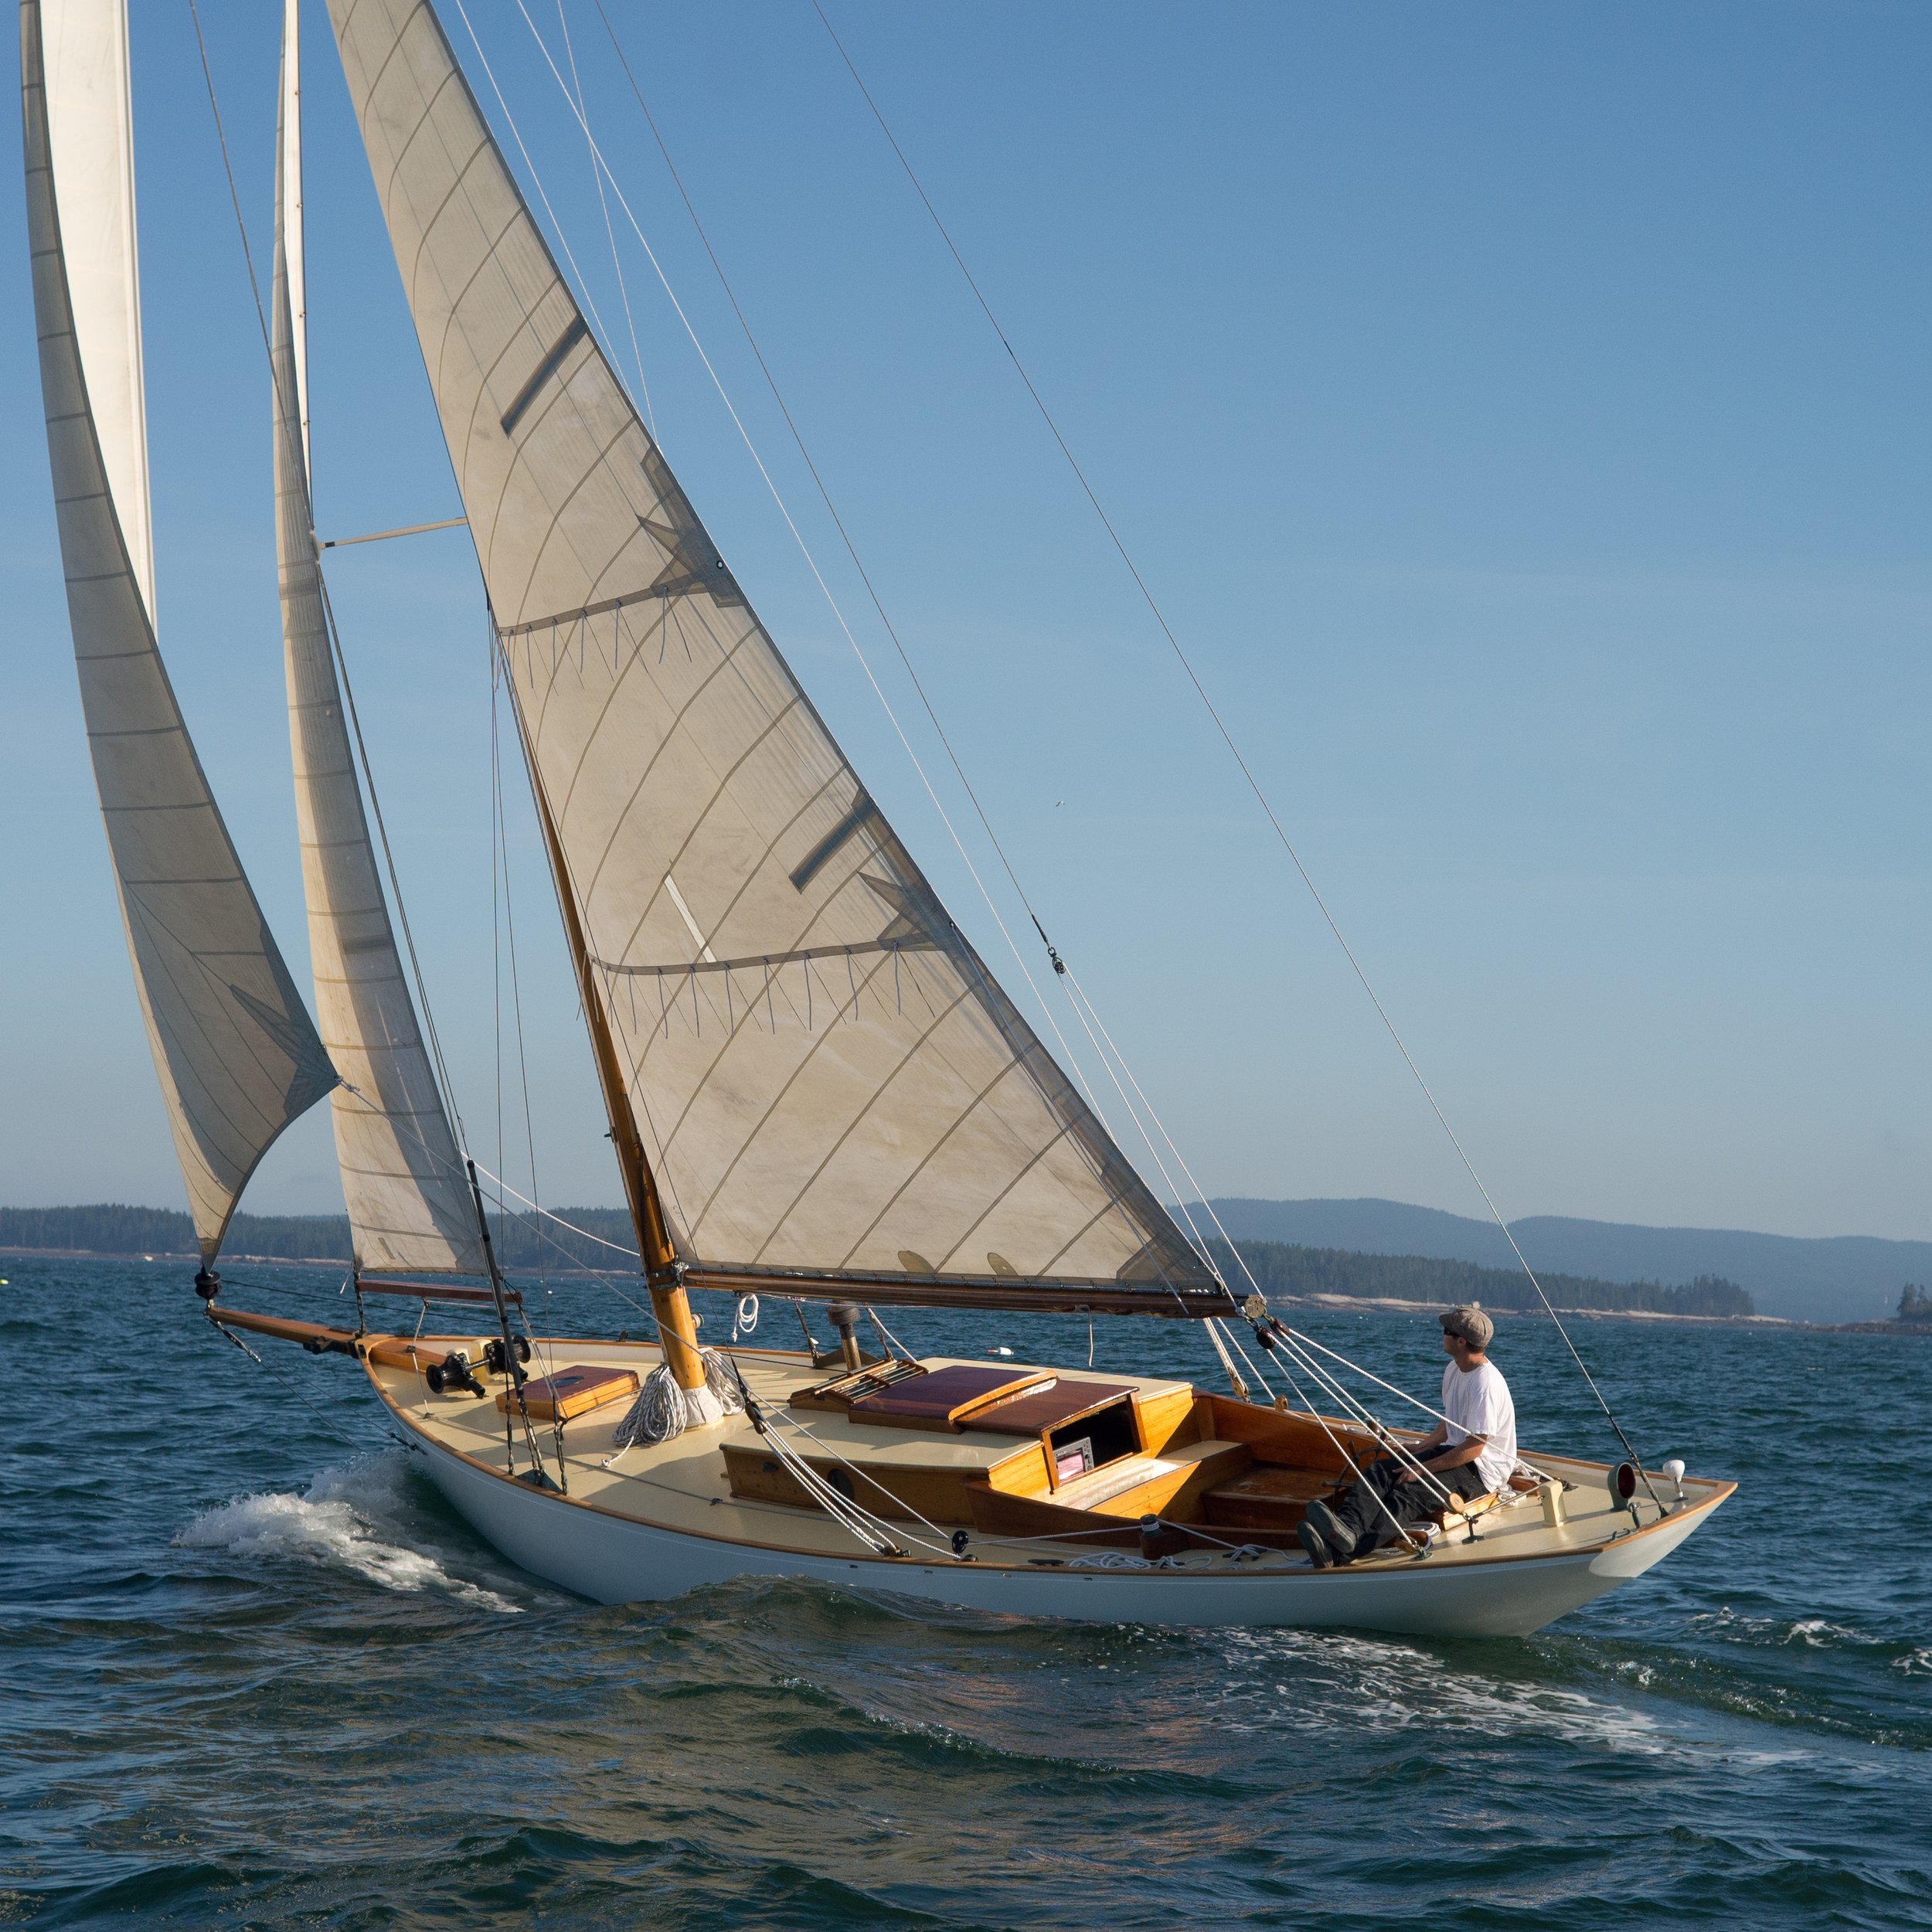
1297, 1304, 1517, 1566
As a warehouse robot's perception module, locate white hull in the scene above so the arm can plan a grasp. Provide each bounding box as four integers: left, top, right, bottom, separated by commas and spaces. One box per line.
408, 1413, 1717, 1641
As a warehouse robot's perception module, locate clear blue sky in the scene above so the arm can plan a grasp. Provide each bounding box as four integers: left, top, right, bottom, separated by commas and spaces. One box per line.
3, 2, 1927, 1240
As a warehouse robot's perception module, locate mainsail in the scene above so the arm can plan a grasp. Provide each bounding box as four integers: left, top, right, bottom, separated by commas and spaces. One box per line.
325, 0, 1229, 1313
272, 0, 485, 1277
22, 0, 337, 1262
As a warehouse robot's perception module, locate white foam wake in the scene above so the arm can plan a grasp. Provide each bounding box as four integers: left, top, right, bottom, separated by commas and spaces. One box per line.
177, 1453, 521, 1614
1216, 1628, 1671, 1756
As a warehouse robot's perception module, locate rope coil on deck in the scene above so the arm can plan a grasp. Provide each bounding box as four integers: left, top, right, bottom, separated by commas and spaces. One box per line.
608, 1349, 746, 1454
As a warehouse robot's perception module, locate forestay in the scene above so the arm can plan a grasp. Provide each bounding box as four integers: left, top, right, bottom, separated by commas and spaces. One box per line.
22, 0, 337, 1260
272, 2, 484, 1277
325, 0, 1223, 1305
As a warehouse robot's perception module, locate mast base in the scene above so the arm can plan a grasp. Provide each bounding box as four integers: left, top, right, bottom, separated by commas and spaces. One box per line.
679, 1380, 729, 1427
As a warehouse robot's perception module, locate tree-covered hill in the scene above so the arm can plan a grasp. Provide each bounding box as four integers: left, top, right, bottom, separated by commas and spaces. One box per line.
0, 1202, 638, 1273
1209, 1238, 1753, 1318
2, 1205, 1751, 1315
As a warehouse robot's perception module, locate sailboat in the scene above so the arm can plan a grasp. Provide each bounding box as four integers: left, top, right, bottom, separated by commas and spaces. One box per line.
22, 0, 1732, 1639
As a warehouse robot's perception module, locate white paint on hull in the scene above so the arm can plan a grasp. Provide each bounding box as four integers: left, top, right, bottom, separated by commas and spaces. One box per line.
411, 1424, 1713, 1640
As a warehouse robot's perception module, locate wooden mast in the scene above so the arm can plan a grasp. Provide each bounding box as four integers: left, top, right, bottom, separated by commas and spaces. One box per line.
505, 660, 709, 1396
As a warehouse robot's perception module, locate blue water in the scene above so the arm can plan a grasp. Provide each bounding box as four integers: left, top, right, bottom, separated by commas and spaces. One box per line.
4, 1256, 1929, 1927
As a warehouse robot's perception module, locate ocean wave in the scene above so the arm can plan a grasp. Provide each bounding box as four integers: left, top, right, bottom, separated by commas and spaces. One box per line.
1215, 1628, 1672, 1756
175, 1454, 521, 1614
1689, 1606, 1886, 1650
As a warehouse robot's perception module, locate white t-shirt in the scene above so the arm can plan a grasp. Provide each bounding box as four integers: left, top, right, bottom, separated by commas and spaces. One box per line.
1441, 1358, 1517, 1494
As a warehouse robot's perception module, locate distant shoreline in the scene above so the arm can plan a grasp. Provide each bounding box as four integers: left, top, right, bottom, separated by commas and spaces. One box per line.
1258, 1290, 1792, 1330
20, 1202, 1922, 1322
0, 1244, 341, 1267
0, 1245, 638, 1277
16, 1245, 1927, 1334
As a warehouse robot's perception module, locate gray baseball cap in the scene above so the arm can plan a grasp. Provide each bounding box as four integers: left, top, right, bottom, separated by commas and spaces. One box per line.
1440, 1304, 1494, 1349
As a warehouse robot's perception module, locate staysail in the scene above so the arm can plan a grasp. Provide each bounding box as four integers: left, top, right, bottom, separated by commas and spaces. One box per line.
271, 1, 485, 1277
324, 0, 1229, 1313
22, 0, 338, 1261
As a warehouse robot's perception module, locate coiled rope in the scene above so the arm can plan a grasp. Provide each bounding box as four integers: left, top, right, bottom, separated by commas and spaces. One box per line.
607, 1348, 745, 1456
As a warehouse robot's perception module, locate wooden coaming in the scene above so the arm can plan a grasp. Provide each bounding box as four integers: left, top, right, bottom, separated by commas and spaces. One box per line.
721, 1441, 985, 1526
985, 1440, 1053, 1496
1133, 1386, 1204, 1457
1201, 1394, 1412, 1470
961, 1478, 1304, 1553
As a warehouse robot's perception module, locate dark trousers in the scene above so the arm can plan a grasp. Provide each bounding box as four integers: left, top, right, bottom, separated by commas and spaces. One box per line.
1329, 1453, 1489, 1557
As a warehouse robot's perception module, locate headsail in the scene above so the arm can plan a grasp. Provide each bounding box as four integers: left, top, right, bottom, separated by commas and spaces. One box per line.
272, 0, 485, 1277
324, 0, 1230, 1314
22, 0, 337, 1261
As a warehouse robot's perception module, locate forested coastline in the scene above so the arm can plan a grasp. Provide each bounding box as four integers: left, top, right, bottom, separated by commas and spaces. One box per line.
3, 1205, 1753, 1315
1209, 1239, 1754, 1317
0, 1203, 638, 1273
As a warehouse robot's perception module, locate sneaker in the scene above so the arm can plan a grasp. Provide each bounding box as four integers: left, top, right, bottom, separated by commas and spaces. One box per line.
1297, 1519, 1332, 1568
1304, 1498, 1359, 1559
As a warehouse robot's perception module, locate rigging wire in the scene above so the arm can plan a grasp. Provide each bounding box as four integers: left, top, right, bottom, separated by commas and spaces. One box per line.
508, 4, 1268, 1334
559, 5, 1305, 1374
189, 0, 478, 1164
488, 661, 546, 1253
1059, 960, 1534, 1494
1280, 1323, 1556, 1486
553, 0, 655, 437
206, 1317, 370, 1454
441, 0, 635, 438
210, 2, 1642, 1509
1265, 1324, 1462, 1511
1206, 1315, 1434, 1548
489, 0, 1142, 1203
490, 641, 506, 1219
193, 12, 1350, 1517
470, 1162, 642, 1261
485, 710, 568, 1500
184, 1, 270, 357
189, 4, 560, 1495
583, 0, 1060, 962
806, 7, 1659, 1490
312, 568, 472, 1149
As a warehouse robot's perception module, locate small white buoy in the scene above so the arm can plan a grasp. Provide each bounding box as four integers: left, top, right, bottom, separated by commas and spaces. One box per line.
989, 1345, 1014, 1358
